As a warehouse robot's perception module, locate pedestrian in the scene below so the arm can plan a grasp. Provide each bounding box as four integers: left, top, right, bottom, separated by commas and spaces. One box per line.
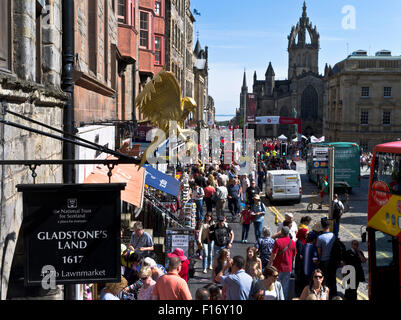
240, 204, 252, 243
198, 212, 215, 274
300, 232, 319, 293
257, 166, 265, 192
142, 257, 166, 281
332, 194, 345, 238
240, 174, 250, 204
256, 227, 275, 270
298, 216, 312, 233
246, 180, 260, 206
204, 181, 216, 213
268, 226, 297, 300
121, 251, 142, 285
318, 177, 329, 209
273, 212, 298, 241
195, 288, 210, 300
167, 248, 190, 282
316, 219, 337, 298
100, 276, 128, 300
290, 160, 297, 171
227, 178, 241, 221
215, 255, 253, 300
245, 246, 262, 275
152, 257, 192, 300
204, 283, 224, 300
249, 266, 285, 300
136, 266, 156, 300
129, 221, 154, 257
343, 240, 367, 300
250, 194, 266, 244
211, 248, 231, 284
299, 269, 329, 300
248, 260, 264, 283
294, 227, 308, 296
208, 215, 234, 255
215, 179, 228, 217
192, 182, 205, 222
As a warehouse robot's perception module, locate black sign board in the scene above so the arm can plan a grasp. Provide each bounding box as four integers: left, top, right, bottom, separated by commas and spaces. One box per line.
17, 183, 126, 286
165, 228, 195, 263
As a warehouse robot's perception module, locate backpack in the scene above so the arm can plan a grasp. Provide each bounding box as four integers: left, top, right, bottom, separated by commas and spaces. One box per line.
330, 238, 346, 268
214, 226, 230, 247
333, 201, 342, 220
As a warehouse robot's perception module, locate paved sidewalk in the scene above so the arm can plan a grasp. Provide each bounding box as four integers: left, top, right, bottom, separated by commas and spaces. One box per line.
187, 194, 296, 299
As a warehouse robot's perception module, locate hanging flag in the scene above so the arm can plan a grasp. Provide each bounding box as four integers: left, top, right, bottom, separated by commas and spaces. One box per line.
144, 165, 180, 197
193, 9, 201, 16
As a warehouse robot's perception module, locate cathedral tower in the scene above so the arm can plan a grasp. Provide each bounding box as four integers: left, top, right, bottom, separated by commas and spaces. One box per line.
288, 1, 320, 80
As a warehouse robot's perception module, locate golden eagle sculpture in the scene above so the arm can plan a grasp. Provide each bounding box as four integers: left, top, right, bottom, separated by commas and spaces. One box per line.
135, 69, 197, 167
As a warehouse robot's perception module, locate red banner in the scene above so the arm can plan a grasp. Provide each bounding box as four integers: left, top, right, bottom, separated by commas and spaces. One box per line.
246, 94, 257, 123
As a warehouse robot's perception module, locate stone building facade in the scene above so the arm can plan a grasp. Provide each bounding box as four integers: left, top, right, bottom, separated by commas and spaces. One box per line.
0, 0, 66, 299
193, 39, 210, 128
165, 0, 195, 99
324, 50, 401, 152
243, 2, 324, 139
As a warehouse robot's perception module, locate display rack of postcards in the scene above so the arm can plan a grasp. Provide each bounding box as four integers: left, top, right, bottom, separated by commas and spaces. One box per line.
183, 201, 196, 229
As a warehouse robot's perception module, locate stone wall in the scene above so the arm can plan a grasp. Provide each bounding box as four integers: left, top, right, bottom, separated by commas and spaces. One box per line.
0, 0, 66, 300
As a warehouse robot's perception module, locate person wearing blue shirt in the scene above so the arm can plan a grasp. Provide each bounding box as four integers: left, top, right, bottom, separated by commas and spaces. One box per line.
227, 178, 241, 221
251, 194, 266, 244
301, 231, 319, 290
215, 255, 253, 300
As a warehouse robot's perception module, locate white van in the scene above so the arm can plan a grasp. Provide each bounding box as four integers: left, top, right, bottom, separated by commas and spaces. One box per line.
265, 170, 302, 203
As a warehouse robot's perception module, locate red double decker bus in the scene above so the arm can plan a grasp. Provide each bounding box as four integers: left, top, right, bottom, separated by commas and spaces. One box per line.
367, 141, 401, 300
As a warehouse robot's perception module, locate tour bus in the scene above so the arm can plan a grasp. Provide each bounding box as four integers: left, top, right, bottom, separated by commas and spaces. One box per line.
265, 170, 302, 203
366, 141, 401, 300
306, 142, 360, 192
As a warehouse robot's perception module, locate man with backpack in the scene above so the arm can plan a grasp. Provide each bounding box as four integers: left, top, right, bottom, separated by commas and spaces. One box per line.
332, 194, 344, 238
317, 219, 344, 299
208, 216, 234, 255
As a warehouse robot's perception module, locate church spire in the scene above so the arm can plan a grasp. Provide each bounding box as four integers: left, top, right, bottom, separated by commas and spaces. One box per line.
302, 1, 307, 18
242, 69, 247, 88
265, 62, 275, 76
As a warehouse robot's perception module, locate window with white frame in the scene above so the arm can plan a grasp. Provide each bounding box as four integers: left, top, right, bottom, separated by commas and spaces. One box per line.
140, 11, 149, 48
154, 36, 161, 65
155, 1, 161, 15
361, 87, 370, 97
383, 111, 391, 125
360, 110, 369, 125
384, 87, 392, 98
117, 0, 126, 23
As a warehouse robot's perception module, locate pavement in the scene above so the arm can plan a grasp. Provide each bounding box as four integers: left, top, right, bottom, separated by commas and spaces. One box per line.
188, 160, 371, 300
187, 187, 296, 299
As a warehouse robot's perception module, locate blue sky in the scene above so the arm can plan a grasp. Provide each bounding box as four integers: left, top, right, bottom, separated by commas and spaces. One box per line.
190, 0, 401, 121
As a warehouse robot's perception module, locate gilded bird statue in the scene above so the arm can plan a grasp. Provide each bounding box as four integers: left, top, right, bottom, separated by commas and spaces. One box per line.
135, 69, 197, 167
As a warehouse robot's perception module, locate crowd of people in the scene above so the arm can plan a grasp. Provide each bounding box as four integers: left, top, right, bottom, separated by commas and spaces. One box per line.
97, 139, 366, 301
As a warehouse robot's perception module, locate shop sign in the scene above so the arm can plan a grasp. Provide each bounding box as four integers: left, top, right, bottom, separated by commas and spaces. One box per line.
17, 183, 126, 286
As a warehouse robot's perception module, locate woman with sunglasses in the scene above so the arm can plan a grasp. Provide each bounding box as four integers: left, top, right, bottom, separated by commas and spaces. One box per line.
249, 266, 284, 300
299, 268, 329, 300
198, 212, 215, 273
137, 266, 156, 300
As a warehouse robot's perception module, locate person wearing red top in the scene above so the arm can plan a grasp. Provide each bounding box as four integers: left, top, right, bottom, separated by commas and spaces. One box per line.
204, 181, 216, 213
168, 248, 190, 282
240, 205, 253, 243
268, 226, 297, 300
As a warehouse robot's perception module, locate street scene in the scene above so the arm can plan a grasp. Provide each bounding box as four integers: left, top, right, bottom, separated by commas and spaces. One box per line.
1, 0, 401, 305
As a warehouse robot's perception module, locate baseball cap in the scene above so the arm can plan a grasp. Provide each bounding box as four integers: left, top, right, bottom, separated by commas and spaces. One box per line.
218, 215, 225, 221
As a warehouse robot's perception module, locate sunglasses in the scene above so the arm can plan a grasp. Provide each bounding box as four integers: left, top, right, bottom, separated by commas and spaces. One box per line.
271, 274, 279, 278
314, 275, 323, 279
140, 277, 148, 281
